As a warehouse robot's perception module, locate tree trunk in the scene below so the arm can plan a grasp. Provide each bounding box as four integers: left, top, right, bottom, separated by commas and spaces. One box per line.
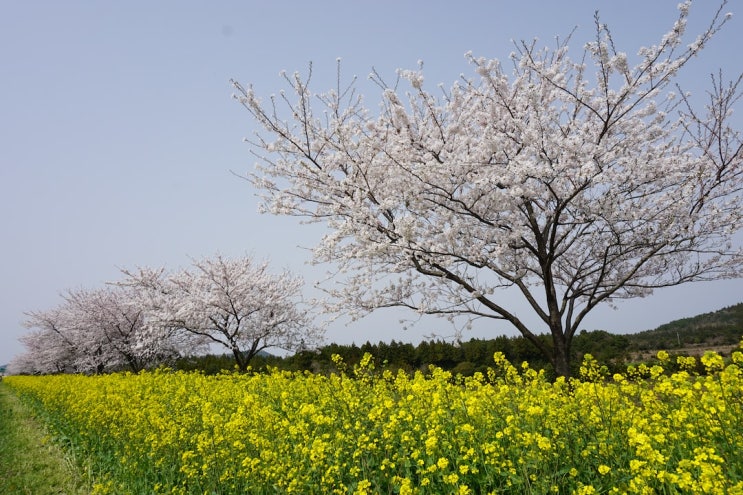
232, 348, 248, 371
552, 332, 571, 379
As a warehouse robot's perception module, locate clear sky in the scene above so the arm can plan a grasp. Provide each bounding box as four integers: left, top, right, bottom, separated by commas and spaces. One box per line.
1, 1, 741, 366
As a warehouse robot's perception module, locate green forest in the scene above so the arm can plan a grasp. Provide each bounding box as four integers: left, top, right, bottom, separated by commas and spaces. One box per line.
176, 303, 743, 378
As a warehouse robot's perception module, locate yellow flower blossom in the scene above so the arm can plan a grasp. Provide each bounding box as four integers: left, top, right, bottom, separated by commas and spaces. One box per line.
4, 351, 742, 494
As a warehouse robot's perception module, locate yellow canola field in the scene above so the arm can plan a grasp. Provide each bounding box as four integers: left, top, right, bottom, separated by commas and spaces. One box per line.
5, 351, 743, 495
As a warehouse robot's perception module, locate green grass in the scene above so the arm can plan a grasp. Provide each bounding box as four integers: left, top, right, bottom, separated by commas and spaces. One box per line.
0, 381, 90, 495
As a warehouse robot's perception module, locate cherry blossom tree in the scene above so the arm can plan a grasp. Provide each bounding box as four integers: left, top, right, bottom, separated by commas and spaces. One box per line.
11, 325, 77, 374
18, 286, 158, 374
232, 1, 742, 377
123, 255, 324, 370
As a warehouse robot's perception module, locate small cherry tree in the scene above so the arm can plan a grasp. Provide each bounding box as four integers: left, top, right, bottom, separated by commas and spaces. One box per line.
233, 2, 742, 377
124, 255, 324, 370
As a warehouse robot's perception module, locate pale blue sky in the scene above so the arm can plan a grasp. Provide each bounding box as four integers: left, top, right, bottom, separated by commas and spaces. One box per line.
1, 1, 741, 365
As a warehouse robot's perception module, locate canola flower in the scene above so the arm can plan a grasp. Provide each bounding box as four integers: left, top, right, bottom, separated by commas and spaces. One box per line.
5, 348, 743, 495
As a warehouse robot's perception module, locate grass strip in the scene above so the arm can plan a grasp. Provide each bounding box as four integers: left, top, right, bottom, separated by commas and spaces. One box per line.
0, 381, 90, 495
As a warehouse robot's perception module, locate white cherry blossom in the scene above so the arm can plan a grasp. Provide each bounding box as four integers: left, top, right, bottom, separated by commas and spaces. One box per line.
233, 2, 741, 376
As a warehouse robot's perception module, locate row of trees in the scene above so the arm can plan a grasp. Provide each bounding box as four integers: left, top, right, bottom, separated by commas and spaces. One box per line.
171, 335, 611, 377
15, 285, 156, 374
176, 326, 743, 379
10, 255, 323, 375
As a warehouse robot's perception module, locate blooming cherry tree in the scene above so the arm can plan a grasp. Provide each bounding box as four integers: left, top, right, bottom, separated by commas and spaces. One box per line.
124, 255, 323, 370
12, 323, 77, 374
18, 286, 154, 374
233, 2, 742, 376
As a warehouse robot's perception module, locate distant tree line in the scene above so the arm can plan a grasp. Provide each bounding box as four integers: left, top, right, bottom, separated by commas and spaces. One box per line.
174, 330, 634, 379
174, 301, 743, 378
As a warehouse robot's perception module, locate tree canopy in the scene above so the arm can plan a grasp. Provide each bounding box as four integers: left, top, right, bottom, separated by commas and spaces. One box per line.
123, 254, 324, 371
